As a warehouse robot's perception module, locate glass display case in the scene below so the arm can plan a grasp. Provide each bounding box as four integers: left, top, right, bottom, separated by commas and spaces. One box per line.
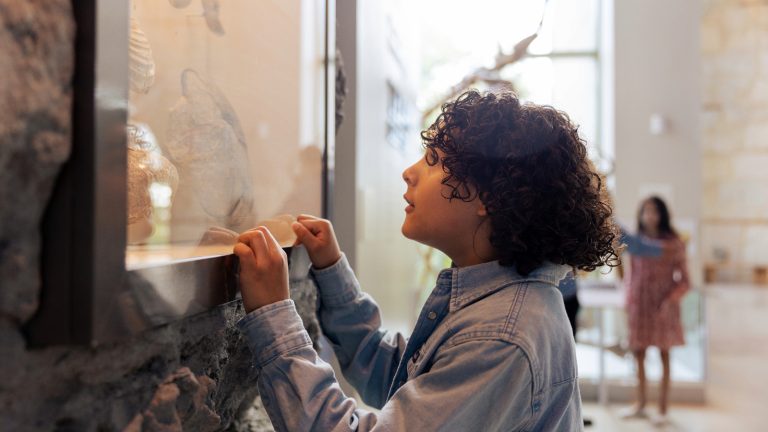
126, 0, 329, 268
28, 0, 335, 346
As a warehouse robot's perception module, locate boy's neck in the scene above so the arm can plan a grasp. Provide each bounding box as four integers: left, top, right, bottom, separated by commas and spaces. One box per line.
444, 239, 498, 268
441, 220, 498, 268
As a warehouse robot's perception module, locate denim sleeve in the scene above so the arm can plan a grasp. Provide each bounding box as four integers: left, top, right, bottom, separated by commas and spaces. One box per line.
238, 305, 535, 431
309, 254, 406, 409
620, 228, 663, 257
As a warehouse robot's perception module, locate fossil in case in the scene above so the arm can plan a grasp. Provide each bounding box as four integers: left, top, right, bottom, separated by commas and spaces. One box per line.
166, 69, 255, 241
167, 0, 225, 35
168, 0, 193, 8
126, 124, 179, 244
128, 16, 156, 94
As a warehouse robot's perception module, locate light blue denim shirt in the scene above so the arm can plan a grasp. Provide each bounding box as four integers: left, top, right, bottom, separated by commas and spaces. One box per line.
238, 254, 583, 431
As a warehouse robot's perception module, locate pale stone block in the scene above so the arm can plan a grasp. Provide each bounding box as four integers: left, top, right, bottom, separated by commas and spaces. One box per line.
702, 154, 732, 181
700, 15, 725, 55
700, 108, 722, 134
743, 225, 768, 264
712, 181, 768, 220
711, 54, 759, 104
702, 127, 743, 152
744, 122, 768, 150
701, 224, 744, 263
748, 83, 768, 107
731, 153, 768, 180
702, 186, 720, 219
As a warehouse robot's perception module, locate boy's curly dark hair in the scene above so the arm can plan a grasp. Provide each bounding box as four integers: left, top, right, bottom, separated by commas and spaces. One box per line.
422, 90, 619, 275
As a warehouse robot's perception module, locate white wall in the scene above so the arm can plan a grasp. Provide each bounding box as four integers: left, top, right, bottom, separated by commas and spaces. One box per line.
611, 0, 702, 281
352, 0, 425, 333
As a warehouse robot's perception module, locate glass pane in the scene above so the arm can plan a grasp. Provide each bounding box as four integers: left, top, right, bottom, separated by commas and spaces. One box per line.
126, 0, 326, 269
415, 0, 547, 111
529, 0, 599, 55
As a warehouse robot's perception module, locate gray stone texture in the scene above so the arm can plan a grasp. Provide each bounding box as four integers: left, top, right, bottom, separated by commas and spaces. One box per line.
0, 2, 322, 431
0, 0, 74, 323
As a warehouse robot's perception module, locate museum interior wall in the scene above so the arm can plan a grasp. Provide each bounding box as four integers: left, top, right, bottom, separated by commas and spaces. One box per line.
612, 0, 703, 282
700, 0, 768, 284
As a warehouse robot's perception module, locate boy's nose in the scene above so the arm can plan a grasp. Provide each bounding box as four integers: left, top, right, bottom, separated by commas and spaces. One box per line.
402, 166, 415, 186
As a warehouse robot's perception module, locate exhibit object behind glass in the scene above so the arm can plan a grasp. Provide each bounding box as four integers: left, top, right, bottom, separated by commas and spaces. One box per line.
127, 0, 327, 268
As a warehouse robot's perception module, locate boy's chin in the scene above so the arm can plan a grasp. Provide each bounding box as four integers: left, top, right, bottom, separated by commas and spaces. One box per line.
401, 223, 431, 246
400, 223, 413, 239
401, 222, 419, 241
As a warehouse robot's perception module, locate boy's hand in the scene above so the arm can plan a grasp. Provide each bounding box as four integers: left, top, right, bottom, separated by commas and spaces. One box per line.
233, 227, 290, 313
291, 214, 341, 269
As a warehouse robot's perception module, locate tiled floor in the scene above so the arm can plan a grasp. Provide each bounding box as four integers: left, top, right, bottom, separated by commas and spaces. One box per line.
583, 285, 768, 431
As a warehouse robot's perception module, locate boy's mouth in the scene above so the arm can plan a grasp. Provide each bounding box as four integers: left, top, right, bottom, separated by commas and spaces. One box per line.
404, 195, 415, 212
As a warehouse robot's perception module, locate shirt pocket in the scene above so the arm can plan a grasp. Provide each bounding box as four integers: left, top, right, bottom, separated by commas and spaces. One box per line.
406, 345, 426, 378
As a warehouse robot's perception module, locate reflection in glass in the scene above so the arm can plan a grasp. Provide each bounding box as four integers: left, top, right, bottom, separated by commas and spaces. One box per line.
126, 0, 326, 269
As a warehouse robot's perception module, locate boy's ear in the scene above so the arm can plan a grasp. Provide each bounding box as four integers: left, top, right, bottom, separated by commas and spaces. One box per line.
477, 203, 488, 217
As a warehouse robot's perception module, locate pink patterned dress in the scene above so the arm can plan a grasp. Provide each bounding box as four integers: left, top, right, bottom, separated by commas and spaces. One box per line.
625, 235, 690, 350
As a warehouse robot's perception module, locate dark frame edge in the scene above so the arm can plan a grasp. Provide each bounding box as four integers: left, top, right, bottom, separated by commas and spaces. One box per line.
24, 0, 99, 347
323, 0, 337, 221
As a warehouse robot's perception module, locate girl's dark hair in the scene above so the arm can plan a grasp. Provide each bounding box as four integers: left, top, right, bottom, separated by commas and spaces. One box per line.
422, 89, 619, 275
637, 196, 677, 238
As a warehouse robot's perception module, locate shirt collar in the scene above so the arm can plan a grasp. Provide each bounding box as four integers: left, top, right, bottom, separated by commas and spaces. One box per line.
435, 260, 571, 313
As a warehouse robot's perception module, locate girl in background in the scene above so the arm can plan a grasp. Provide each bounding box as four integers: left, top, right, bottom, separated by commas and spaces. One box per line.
623, 196, 690, 426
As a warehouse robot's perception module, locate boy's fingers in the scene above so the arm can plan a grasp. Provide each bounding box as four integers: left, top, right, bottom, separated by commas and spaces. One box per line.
295, 218, 328, 236
296, 214, 320, 221
247, 229, 270, 260
237, 228, 263, 243
256, 226, 282, 255
233, 242, 254, 261
292, 222, 320, 248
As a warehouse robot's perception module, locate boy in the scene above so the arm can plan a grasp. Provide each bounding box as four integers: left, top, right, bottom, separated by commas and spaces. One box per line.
234, 90, 619, 431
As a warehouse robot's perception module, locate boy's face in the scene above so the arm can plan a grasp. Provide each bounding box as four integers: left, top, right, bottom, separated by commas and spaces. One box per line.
401, 150, 486, 254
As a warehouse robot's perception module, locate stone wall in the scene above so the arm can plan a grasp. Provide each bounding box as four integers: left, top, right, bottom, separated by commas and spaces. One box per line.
0, 2, 319, 430
701, 0, 768, 282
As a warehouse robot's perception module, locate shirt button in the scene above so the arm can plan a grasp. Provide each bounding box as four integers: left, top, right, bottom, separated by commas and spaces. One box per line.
427, 311, 437, 320
412, 350, 420, 361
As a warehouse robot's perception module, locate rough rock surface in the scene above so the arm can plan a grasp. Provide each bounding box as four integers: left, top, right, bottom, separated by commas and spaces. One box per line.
0, 2, 322, 431
0, 0, 75, 323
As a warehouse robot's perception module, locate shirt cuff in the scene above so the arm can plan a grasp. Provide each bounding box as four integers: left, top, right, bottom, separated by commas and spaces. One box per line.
237, 299, 312, 367
309, 253, 361, 307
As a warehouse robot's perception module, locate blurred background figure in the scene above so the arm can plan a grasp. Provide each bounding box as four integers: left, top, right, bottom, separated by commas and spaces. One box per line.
622, 196, 690, 426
